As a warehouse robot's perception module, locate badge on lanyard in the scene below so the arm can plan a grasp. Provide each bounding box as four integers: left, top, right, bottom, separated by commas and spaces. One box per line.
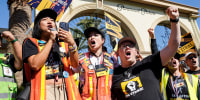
63, 71, 69, 78
109, 69, 113, 75
95, 64, 108, 77
3, 66, 13, 77
52, 64, 59, 74
45, 66, 53, 75
88, 64, 94, 70
59, 47, 66, 57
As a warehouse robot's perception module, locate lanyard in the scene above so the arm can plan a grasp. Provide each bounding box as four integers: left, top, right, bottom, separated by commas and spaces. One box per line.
89, 52, 103, 66
170, 75, 180, 97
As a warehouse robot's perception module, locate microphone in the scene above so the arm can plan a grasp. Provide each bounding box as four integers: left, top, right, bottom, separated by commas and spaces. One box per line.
50, 28, 63, 42
50, 28, 60, 42
50, 28, 57, 31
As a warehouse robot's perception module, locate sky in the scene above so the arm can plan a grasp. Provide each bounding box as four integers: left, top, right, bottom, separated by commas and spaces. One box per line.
0, 0, 199, 29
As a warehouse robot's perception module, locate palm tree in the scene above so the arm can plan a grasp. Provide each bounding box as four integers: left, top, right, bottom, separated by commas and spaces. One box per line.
7, 0, 32, 45
7, 0, 32, 90
70, 16, 105, 53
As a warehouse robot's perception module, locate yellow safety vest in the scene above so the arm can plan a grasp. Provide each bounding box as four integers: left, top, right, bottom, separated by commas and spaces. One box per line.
79, 52, 113, 100
0, 53, 17, 100
24, 38, 81, 100
161, 68, 198, 100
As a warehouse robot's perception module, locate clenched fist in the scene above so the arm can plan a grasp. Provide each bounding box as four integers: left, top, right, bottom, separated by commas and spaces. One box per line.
166, 6, 179, 20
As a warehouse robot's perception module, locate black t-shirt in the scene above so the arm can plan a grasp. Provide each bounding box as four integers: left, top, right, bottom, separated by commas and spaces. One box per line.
111, 52, 163, 100
22, 39, 64, 79
166, 75, 190, 99
186, 70, 200, 80
9, 54, 17, 73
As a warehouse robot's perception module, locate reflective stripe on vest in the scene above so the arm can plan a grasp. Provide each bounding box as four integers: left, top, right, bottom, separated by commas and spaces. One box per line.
26, 38, 81, 100
0, 77, 16, 82
0, 54, 17, 100
59, 42, 82, 100
161, 68, 198, 100
0, 93, 17, 99
80, 52, 113, 100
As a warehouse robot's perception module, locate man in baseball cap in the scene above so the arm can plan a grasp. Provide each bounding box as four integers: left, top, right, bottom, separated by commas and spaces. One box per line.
185, 52, 200, 79
112, 6, 181, 100
118, 37, 136, 49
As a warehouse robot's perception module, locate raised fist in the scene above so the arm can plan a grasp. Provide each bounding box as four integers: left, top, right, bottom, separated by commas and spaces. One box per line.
166, 6, 179, 20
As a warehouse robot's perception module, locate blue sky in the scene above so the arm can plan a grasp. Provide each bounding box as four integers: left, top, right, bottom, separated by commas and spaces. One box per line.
0, 0, 199, 29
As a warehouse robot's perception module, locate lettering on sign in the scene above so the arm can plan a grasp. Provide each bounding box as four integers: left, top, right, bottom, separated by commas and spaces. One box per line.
116, 4, 156, 15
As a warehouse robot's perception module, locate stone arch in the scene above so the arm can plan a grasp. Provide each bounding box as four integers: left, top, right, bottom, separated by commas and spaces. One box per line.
61, 3, 144, 51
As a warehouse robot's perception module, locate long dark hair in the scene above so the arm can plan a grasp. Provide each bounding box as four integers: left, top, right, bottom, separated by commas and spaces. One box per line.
32, 18, 42, 39
32, 18, 57, 40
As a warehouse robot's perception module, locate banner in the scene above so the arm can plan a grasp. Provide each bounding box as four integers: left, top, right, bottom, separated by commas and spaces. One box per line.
177, 33, 196, 60
105, 12, 123, 39
28, 0, 73, 21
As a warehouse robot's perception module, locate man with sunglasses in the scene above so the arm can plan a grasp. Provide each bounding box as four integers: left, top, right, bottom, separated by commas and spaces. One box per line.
185, 52, 200, 79
111, 6, 181, 100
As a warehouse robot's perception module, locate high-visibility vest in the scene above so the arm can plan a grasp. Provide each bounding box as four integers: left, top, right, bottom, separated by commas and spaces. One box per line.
79, 52, 113, 100
161, 68, 198, 100
23, 38, 81, 100
0, 53, 17, 100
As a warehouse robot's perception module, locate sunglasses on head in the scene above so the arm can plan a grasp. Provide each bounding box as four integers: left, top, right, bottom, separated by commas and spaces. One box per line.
187, 55, 197, 59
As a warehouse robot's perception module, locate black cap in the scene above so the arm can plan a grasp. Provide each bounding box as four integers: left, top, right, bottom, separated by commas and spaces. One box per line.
174, 53, 181, 60
118, 37, 136, 49
84, 27, 105, 39
34, 9, 57, 24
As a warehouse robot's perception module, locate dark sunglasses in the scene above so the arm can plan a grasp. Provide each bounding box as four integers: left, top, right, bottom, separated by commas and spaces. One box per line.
187, 55, 197, 59
121, 44, 135, 49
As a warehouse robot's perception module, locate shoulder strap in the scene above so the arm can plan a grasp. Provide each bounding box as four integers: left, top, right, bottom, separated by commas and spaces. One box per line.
186, 73, 193, 87
184, 73, 198, 100
23, 38, 38, 83
23, 38, 38, 45
103, 52, 113, 69
161, 68, 169, 100
0, 54, 4, 63
79, 53, 86, 61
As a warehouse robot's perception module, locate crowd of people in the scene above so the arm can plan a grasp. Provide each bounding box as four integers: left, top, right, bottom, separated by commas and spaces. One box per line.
0, 6, 200, 100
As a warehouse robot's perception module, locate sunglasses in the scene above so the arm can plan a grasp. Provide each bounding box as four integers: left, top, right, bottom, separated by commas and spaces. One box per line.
187, 55, 197, 59
120, 44, 135, 49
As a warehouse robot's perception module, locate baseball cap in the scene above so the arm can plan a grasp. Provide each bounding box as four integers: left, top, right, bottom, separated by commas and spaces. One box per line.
184, 52, 197, 60
84, 27, 105, 39
174, 53, 181, 60
118, 37, 136, 49
34, 9, 57, 24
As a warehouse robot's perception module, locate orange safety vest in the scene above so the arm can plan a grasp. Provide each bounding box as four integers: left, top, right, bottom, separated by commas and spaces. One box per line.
23, 38, 81, 100
79, 52, 113, 100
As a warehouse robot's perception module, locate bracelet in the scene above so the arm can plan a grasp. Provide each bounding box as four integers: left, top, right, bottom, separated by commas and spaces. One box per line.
69, 43, 77, 52
70, 46, 77, 52
170, 18, 179, 23
11, 38, 18, 43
